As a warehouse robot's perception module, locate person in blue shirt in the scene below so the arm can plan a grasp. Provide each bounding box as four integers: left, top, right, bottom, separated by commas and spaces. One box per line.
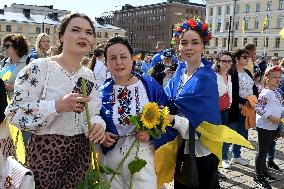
141, 54, 152, 76
150, 41, 165, 67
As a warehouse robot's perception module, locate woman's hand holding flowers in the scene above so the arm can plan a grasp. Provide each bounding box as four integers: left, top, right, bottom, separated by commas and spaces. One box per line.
89, 123, 106, 144
136, 131, 150, 143
55, 93, 90, 113
102, 132, 117, 147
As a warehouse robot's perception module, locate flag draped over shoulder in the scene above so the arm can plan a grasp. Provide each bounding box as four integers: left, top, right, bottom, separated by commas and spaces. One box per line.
279, 27, 284, 38
165, 59, 254, 163
0, 64, 15, 82
261, 15, 268, 33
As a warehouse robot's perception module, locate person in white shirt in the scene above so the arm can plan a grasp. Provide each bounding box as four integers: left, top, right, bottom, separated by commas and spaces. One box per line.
254, 66, 283, 189
89, 47, 110, 88
214, 51, 233, 169
5, 13, 106, 189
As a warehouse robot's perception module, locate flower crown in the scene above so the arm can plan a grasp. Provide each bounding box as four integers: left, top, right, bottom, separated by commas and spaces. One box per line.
173, 18, 213, 43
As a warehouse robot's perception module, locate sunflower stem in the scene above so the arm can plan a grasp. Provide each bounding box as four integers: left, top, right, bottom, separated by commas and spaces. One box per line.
110, 139, 137, 183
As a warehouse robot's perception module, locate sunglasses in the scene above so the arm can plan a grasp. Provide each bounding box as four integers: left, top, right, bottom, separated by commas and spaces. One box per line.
272, 59, 278, 61
220, 59, 232, 64
3, 44, 13, 49
241, 55, 248, 59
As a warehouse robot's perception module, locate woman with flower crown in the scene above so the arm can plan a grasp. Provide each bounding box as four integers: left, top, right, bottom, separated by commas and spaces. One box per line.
99, 36, 177, 189
165, 18, 221, 189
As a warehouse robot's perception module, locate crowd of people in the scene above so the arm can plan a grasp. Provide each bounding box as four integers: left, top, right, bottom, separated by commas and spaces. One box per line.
0, 12, 284, 189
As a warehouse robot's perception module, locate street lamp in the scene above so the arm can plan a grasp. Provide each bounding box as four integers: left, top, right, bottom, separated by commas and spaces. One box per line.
130, 29, 133, 47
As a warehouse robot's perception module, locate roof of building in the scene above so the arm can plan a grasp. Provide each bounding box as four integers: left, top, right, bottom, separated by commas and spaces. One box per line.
0, 11, 58, 25
94, 20, 125, 31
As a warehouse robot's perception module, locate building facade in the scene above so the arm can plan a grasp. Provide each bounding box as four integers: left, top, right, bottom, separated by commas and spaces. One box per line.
95, 18, 126, 47
206, 0, 284, 57
0, 9, 59, 50
113, 2, 206, 52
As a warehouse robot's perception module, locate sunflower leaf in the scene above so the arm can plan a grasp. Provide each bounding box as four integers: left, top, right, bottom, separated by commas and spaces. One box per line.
128, 158, 147, 174
129, 116, 142, 130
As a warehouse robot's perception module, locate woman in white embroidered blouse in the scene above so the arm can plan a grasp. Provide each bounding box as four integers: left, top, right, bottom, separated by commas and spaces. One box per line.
5, 13, 106, 189
214, 51, 233, 169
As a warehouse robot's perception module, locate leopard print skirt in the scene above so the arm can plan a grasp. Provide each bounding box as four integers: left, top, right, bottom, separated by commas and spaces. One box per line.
26, 133, 90, 189
0, 136, 16, 158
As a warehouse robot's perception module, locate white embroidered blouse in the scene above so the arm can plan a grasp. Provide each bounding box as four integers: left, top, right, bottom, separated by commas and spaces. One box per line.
216, 73, 232, 105
256, 88, 284, 130
5, 58, 106, 136
112, 80, 149, 147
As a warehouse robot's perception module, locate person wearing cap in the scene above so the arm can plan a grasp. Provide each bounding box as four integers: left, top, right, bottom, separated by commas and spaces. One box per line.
150, 41, 165, 67
151, 48, 177, 87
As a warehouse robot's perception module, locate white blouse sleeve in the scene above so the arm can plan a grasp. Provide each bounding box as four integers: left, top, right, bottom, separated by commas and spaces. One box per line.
255, 90, 271, 119
5, 59, 58, 131
81, 70, 106, 133
173, 115, 189, 139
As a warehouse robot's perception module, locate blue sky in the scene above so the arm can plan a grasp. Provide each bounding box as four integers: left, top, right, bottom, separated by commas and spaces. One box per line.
0, 0, 205, 20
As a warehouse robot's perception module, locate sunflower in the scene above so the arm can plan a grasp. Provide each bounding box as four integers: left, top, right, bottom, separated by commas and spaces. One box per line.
140, 102, 160, 129
161, 107, 171, 133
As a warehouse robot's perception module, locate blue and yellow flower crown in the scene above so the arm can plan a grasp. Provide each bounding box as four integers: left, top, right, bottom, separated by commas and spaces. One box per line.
173, 18, 213, 43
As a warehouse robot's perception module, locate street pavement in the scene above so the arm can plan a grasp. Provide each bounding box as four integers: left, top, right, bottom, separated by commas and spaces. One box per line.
163, 129, 284, 189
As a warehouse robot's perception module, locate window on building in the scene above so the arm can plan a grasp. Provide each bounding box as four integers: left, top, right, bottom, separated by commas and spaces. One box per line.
115, 33, 119, 36
245, 4, 250, 13
210, 7, 213, 16
223, 38, 227, 47
275, 37, 280, 48
254, 19, 259, 29
274, 53, 278, 57
280, 0, 284, 9
36, 27, 41, 34
236, 5, 240, 14
277, 17, 282, 28
218, 7, 222, 15
105, 32, 108, 38
0, 25, 1, 32
46, 28, 50, 34
226, 5, 230, 14
215, 38, 218, 46
97, 32, 101, 38
267, 1, 272, 11
254, 38, 258, 47
243, 38, 247, 46
0, 38, 1, 45
244, 20, 249, 30
217, 22, 221, 31
264, 37, 269, 47
225, 22, 229, 30
267, 18, 270, 29
16, 26, 22, 33
6, 25, 11, 32
235, 21, 239, 30
256, 3, 261, 12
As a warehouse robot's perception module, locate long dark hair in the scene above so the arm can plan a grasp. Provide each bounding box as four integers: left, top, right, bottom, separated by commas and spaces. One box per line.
57, 13, 95, 53
89, 47, 104, 71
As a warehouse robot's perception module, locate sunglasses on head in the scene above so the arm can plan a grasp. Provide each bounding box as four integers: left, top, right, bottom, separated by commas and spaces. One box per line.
3, 43, 13, 49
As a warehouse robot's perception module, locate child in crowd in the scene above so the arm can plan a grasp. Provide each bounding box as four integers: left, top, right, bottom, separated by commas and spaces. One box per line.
254, 66, 283, 189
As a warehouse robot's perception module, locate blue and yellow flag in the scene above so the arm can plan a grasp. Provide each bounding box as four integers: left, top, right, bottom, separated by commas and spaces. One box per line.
261, 15, 268, 33
279, 27, 284, 38
0, 64, 15, 82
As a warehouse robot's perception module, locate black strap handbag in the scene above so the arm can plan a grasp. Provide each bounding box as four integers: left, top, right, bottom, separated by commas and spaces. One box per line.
174, 123, 199, 188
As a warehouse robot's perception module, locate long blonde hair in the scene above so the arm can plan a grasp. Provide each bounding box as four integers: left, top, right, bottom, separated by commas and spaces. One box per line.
35, 33, 50, 58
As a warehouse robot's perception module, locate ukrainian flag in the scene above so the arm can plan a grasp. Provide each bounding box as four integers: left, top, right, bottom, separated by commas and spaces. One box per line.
0, 64, 15, 82
261, 15, 268, 33
242, 17, 245, 34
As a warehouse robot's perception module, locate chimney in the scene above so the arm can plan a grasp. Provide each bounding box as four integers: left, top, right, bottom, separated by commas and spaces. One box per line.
0, 9, 4, 14
23, 9, 30, 18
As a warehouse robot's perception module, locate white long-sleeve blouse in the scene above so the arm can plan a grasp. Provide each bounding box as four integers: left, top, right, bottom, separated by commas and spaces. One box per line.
5, 58, 106, 136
